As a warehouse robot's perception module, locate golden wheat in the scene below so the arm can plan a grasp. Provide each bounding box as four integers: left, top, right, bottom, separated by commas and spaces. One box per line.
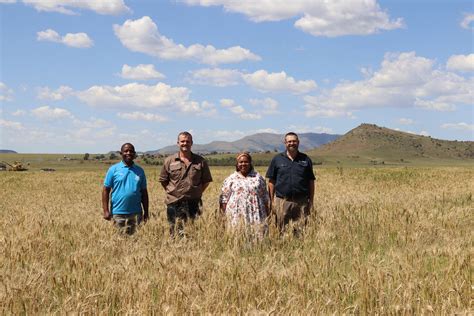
0, 166, 472, 314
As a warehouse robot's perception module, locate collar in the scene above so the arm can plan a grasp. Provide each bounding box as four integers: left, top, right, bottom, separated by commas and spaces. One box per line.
174, 152, 196, 162
119, 160, 134, 168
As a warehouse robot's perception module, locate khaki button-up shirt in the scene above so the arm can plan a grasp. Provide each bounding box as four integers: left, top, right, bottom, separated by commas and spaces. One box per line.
159, 153, 213, 205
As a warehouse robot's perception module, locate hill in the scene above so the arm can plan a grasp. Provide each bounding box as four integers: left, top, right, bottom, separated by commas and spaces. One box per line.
148, 132, 340, 155
309, 124, 474, 164
0, 149, 17, 154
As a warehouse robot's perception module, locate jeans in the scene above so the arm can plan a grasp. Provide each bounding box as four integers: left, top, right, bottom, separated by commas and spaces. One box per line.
166, 199, 201, 237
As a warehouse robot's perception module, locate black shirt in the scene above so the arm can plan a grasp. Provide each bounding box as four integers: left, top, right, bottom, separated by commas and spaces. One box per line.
265, 152, 316, 198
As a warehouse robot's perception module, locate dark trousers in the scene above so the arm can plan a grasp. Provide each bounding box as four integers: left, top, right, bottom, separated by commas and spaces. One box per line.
167, 199, 201, 237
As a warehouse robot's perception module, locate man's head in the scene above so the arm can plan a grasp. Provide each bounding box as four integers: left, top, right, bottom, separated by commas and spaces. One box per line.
177, 131, 193, 154
120, 143, 136, 165
284, 132, 299, 154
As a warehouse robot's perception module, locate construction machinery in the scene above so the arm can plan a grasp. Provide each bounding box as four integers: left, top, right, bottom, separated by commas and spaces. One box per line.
1, 161, 28, 171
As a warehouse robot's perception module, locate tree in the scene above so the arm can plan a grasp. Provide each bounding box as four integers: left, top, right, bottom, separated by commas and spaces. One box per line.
109, 152, 118, 160
83, 153, 89, 160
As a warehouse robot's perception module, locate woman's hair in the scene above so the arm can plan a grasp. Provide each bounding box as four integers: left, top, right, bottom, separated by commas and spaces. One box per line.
235, 152, 254, 172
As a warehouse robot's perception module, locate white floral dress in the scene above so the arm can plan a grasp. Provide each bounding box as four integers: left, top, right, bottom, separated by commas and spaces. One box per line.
219, 170, 269, 227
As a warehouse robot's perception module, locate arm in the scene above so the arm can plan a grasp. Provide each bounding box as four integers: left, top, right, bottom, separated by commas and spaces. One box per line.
308, 179, 315, 212
267, 179, 275, 215
102, 186, 112, 220
141, 188, 149, 222
201, 182, 210, 193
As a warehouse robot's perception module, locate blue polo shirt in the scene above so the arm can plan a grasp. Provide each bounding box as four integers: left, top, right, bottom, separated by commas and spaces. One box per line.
104, 161, 147, 215
265, 152, 315, 199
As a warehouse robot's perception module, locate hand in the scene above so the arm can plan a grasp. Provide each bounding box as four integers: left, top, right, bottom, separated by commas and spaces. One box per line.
103, 210, 112, 221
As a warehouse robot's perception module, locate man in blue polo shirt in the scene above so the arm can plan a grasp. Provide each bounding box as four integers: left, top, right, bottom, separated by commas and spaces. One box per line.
266, 132, 315, 234
102, 143, 149, 235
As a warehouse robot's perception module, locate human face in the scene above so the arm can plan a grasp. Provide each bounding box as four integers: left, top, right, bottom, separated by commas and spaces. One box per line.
177, 135, 193, 153
237, 155, 251, 176
120, 144, 136, 165
285, 135, 299, 153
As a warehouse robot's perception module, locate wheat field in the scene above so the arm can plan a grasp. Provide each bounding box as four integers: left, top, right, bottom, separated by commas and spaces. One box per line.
1, 165, 472, 314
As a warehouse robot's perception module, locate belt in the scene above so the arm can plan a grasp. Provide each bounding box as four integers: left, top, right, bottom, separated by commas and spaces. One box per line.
276, 193, 308, 201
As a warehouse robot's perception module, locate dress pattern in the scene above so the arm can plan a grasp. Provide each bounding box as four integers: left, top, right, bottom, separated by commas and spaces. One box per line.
219, 170, 269, 226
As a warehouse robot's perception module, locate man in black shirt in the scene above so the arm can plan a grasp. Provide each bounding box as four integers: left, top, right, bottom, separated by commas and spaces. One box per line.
266, 132, 315, 234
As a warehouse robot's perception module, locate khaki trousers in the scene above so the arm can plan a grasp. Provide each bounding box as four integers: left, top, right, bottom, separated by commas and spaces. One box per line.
274, 196, 310, 234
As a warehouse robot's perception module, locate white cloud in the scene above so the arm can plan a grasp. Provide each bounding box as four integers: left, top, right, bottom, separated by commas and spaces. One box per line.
287, 125, 334, 134
73, 117, 113, 129
22, 0, 130, 15
37, 86, 73, 100
441, 122, 474, 131
249, 97, 279, 114
446, 54, 474, 72
398, 118, 414, 125
460, 13, 474, 29
12, 109, 26, 116
113, 16, 261, 65
74, 82, 214, 116
0, 119, 23, 130
304, 52, 473, 117
414, 99, 455, 112
243, 70, 317, 94
31, 106, 74, 120
37, 29, 93, 48
0, 0, 16, 4
219, 98, 261, 120
186, 68, 242, 86
120, 64, 165, 80
184, 0, 403, 37
117, 112, 168, 122
0, 82, 14, 101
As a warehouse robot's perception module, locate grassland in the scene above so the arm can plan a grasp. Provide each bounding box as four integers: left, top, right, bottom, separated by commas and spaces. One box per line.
0, 158, 472, 314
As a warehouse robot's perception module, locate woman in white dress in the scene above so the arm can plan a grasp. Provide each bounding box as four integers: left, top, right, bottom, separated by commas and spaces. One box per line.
219, 152, 269, 236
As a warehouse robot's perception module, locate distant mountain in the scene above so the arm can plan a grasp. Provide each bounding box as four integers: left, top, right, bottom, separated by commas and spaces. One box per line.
309, 124, 474, 161
0, 149, 17, 154
148, 132, 341, 155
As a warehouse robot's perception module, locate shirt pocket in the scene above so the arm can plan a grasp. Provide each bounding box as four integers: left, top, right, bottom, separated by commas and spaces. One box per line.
191, 164, 202, 186
169, 163, 182, 180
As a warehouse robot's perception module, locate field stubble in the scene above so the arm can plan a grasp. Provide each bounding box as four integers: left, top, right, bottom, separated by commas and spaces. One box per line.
0, 166, 472, 314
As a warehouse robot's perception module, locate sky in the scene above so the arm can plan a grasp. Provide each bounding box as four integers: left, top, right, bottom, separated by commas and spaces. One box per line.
0, 0, 473, 153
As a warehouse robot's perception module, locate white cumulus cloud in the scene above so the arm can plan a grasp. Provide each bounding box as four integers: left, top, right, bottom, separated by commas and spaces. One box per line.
37, 29, 93, 48
249, 97, 279, 114
22, 0, 129, 15
0, 119, 23, 130
12, 109, 26, 116
186, 68, 242, 86
117, 112, 168, 122
113, 16, 261, 65
243, 70, 317, 94
219, 98, 261, 120
37, 86, 73, 100
120, 64, 165, 80
446, 54, 474, 72
304, 51, 473, 117
0, 82, 14, 101
460, 13, 474, 29
75, 82, 213, 116
398, 118, 414, 125
31, 106, 74, 120
441, 122, 474, 131
184, 0, 403, 37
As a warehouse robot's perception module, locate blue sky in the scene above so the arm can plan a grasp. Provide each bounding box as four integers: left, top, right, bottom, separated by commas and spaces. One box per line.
0, 0, 473, 153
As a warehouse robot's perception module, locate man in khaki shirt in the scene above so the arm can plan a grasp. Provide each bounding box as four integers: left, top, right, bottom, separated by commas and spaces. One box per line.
159, 132, 212, 236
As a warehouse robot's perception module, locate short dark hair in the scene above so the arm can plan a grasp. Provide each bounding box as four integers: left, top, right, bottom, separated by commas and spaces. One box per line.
177, 131, 193, 141
284, 132, 299, 141
120, 143, 136, 152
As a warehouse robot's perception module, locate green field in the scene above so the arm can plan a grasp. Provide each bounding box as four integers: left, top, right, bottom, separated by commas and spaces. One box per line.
0, 155, 472, 313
